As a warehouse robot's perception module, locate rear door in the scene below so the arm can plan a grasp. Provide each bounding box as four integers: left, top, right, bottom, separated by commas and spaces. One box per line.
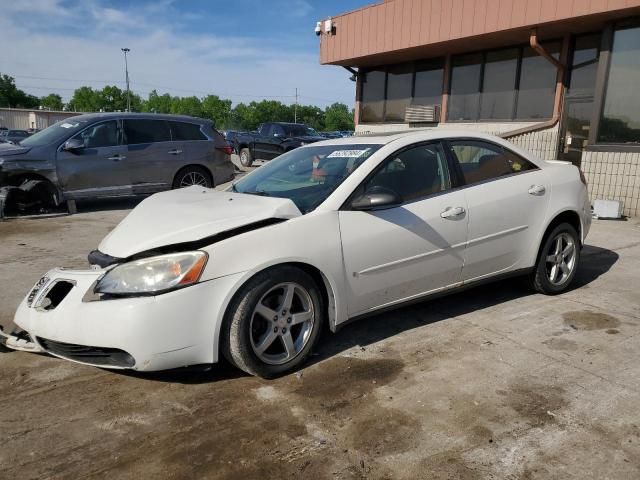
339, 142, 468, 316
169, 119, 212, 175
124, 119, 177, 194
56, 119, 130, 198
446, 139, 550, 281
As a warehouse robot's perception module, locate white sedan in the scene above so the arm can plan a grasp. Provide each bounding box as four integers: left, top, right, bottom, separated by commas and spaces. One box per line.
6, 131, 591, 377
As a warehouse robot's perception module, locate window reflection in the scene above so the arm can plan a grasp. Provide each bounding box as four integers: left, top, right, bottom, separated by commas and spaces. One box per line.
385, 64, 413, 122
360, 69, 386, 123
480, 48, 518, 120
448, 53, 482, 121
598, 24, 640, 144
516, 42, 560, 119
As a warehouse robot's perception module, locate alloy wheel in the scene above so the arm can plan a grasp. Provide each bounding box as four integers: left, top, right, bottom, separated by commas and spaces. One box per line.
249, 282, 315, 365
545, 232, 577, 286
179, 171, 208, 187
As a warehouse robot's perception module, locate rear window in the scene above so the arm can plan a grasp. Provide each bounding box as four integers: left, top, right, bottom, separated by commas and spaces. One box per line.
169, 121, 207, 141
124, 119, 171, 144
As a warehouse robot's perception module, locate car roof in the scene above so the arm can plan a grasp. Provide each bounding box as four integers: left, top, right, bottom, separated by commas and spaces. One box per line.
60, 112, 213, 124
309, 129, 514, 147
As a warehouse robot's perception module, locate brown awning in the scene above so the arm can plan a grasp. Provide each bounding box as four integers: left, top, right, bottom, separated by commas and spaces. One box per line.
319, 0, 640, 67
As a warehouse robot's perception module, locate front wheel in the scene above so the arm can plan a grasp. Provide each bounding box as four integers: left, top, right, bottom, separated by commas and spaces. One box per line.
530, 223, 580, 295
222, 266, 324, 378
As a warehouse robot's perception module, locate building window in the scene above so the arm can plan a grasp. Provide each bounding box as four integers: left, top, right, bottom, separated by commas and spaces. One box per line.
480, 48, 518, 120
385, 64, 413, 122
448, 53, 482, 121
598, 23, 640, 144
413, 60, 444, 107
515, 42, 560, 119
360, 69, 386, 123
568, 34, 600, 98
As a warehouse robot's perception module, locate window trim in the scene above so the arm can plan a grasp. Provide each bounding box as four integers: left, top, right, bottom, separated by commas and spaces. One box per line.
443, 138, 541, 189
340, 140, 456, 211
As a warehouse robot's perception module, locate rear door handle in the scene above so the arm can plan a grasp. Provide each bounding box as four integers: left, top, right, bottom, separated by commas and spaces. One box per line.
168, 149, 182, 155
108, 154, 126, 161
528, 185, 546, 195
440, 206, 466, 219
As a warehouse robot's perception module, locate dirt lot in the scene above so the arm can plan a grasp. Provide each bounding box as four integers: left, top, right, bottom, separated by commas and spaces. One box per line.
0, 199, 639, 479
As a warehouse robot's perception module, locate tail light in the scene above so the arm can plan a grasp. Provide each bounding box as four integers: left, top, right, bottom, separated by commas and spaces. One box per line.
216, 145, 234, 155
579, 168, 588, 186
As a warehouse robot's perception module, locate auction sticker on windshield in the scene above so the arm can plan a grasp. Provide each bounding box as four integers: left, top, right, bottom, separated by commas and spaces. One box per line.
327, 149, 370, 158
60, 122, 80, 129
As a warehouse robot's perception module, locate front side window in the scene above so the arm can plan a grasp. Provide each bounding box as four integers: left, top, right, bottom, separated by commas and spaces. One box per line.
448, 140, 537, 184
72, 120, 120, 148
362, 143, 451, 203
233, 144, 382, 213
598, 23, 640, 144
124, 119, 171, 144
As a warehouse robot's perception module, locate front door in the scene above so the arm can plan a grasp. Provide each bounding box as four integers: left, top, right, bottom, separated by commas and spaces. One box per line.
56, 119, 130, 198
559, 99, 593, 166
339, 142, 468, 316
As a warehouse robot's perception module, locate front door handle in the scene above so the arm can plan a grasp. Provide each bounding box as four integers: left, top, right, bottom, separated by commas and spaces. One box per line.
528, 185, 546, 195
108, 154, 126, 161
440, 206, 466, 219
168, 149, 182, 155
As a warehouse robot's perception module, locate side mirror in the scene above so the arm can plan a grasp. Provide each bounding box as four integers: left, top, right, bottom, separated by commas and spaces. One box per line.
63, 137, 84, 152
351, 188, 402, 211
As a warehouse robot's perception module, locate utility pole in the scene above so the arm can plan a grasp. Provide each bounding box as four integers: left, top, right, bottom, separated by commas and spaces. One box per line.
294, 87, 298, 123
121, 48, 131, 112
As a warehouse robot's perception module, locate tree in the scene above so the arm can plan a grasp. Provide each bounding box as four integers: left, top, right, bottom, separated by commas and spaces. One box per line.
0, 73, 39, 108
68, 85, 141, 112
170, 96, 203, 118
324, 102, 355, 131
142, 90, 175, 114
39, 93, 64, 111
68, 86, 102, 112
201, 95, 232, 128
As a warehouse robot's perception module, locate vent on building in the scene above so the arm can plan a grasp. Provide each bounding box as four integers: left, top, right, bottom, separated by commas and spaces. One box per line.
405, 105, 440, 123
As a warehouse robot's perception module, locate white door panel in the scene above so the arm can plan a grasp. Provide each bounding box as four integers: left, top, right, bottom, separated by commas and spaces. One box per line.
339, 190, 468, 316
462, 169, 549, 281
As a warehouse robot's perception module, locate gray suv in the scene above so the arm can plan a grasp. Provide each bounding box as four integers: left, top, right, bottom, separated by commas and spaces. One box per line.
0, 113, 235, 210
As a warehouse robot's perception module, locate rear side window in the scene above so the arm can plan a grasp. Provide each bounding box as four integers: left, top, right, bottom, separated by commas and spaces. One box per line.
363, 142, 451, 202
125, 119, 171, 144
169, 121, 207, 141
448, 140, 537, 185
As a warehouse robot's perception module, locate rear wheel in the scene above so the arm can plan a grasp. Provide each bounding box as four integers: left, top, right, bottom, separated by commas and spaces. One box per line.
239, 148, 253, 167
530, 223, 580, 294
222, 266, 323, 378
172, 166, 212, 189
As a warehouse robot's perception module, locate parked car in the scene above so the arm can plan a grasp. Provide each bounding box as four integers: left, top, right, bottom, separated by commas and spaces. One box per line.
0, 129, 30, 144
223, 130, 241, 154
6, 131, 591, 378
320, 131, 343, 139
234, 122, 325, 167
0, 113, 235, 211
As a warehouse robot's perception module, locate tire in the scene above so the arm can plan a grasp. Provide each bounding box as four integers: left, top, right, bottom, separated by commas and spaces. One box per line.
239, 148, 253, 167
530, 222, 580, 295
172, 166, 212, 189
222, 266, 324, 378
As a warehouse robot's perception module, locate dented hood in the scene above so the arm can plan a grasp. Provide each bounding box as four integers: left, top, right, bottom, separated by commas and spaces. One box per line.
98, 186, 302, 258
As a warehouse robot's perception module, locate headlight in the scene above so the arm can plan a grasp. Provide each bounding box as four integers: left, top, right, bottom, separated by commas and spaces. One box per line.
95, 251, 208, 296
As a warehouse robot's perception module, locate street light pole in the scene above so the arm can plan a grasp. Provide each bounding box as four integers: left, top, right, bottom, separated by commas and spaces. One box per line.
121, 48, 131, 112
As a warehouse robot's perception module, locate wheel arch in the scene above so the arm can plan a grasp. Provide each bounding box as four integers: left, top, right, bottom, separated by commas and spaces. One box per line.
3, 172, 62, 205
533, 209, 582, 266
173, 164, 214, 187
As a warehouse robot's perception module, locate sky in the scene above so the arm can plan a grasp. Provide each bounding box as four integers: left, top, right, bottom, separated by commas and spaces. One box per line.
0, 0, 371, 108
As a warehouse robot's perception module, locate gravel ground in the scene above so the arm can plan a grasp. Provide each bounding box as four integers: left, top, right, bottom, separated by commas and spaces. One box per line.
0, 187, 639, 479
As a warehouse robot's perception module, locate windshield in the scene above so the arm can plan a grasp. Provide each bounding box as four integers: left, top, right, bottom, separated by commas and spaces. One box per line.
20, 119, 90, 147
233, 144, 381, 213
283, 124, 318, 137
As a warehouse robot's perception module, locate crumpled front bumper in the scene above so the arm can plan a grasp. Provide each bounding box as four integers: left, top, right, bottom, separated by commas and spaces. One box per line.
12, 267, 245, 371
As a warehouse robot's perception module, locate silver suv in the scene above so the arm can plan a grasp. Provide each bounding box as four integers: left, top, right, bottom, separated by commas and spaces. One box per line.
0, 113, 235, 211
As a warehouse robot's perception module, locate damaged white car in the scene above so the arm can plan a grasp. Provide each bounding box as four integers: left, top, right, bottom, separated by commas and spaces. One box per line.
4, 131, 591, 377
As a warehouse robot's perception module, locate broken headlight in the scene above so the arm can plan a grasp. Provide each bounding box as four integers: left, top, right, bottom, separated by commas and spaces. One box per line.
94, 251, 208, 296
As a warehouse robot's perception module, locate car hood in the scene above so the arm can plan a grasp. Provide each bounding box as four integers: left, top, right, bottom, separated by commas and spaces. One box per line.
98, 186, 302, 258
0, 143, 32, 156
